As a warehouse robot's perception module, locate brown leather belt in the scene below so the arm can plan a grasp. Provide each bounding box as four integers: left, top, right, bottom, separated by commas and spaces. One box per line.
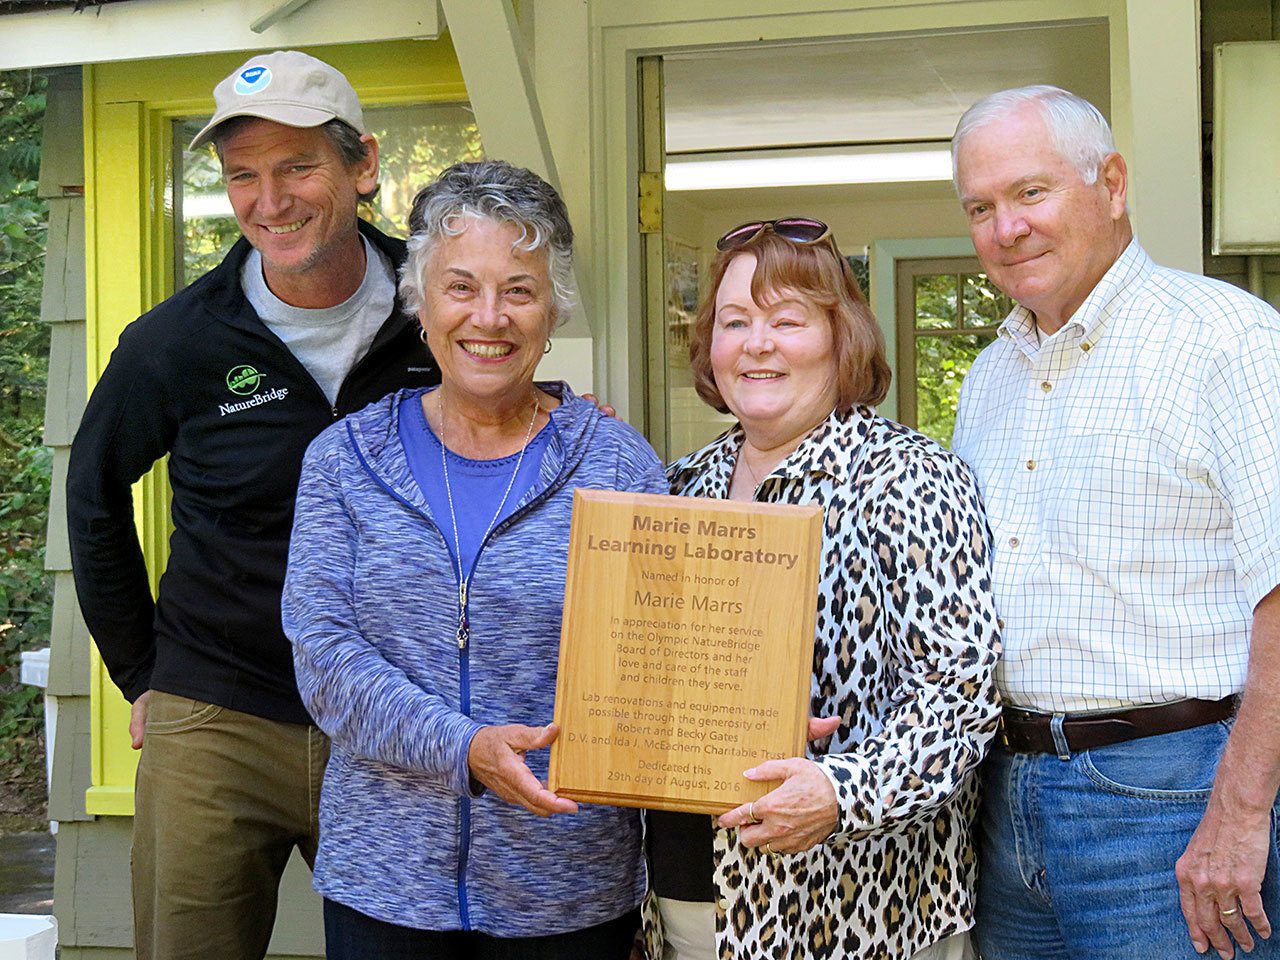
999, 696, 1238, 755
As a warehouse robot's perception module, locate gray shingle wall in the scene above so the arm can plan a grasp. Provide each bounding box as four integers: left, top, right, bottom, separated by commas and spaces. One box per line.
40, 66, 98, 950
40, 68, 92, 829
52, 820, 133, 948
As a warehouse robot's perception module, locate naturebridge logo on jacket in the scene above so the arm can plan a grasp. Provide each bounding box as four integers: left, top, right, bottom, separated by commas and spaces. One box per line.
221, 364, 289, 417
226, 364, 264, 395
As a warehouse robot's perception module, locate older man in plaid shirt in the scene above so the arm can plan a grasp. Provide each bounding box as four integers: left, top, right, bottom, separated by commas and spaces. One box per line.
951, 85, 1280, 960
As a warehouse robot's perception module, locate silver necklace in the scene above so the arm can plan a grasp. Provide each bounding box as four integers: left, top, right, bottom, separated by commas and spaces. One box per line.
439, 392, 540, 650
736, 444, 766, 490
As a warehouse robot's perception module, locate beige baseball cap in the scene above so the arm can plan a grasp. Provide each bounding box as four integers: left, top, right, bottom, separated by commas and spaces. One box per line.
188, 50, 365, 151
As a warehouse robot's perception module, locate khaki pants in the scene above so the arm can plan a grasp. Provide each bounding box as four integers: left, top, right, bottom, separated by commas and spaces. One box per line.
132, 691, 329, 960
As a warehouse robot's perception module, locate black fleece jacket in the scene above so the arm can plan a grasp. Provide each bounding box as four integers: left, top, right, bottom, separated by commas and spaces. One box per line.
67, 220, 440, 724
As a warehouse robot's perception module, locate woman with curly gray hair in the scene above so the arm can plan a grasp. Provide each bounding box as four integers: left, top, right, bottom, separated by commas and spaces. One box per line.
284, 160, 665, 959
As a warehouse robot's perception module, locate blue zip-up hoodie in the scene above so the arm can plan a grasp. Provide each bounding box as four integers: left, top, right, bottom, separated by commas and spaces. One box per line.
283, 383, 666, 936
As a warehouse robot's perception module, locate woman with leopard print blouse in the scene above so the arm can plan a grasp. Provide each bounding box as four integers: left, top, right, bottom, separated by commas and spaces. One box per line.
644, 218, 1002, 960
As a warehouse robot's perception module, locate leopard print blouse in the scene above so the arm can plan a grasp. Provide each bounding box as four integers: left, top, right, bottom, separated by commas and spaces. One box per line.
645, 405, 1002, 960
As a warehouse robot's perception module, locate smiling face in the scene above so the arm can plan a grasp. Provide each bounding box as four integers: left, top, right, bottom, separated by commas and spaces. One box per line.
955, 104, 1130, 333
709, 252, 839, 448
220, 118, 378, 303
420, 217, 556, 412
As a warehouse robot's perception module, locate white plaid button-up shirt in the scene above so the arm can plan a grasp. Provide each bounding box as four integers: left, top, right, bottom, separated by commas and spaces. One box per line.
953, 240, 1280, 712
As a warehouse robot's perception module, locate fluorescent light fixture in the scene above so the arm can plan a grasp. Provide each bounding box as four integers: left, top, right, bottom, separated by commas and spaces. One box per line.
665, 142, 953, 191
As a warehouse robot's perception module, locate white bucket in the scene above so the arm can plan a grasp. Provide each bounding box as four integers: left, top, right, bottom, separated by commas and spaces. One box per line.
16, 651, 47, 690
0, 914, 56, 960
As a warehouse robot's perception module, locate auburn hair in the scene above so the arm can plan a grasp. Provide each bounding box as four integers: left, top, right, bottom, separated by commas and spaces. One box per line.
689, 229, 891, 414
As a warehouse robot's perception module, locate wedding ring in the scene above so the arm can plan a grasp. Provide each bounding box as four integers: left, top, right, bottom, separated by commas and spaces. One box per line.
1221, 907, 1240, 918
764, 842, 775, 855
747, 803, 760, 825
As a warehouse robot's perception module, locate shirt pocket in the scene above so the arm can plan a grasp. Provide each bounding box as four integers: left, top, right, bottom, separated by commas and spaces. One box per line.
1042, 427, 1159, 568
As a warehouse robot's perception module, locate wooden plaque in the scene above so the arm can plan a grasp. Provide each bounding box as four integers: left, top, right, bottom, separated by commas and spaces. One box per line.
549, 490, 821, 815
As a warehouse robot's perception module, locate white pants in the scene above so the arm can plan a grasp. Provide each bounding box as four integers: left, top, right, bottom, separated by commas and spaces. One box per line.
657, 899, 716, 960
656, 898, 974, 960
914, 931, 974, 960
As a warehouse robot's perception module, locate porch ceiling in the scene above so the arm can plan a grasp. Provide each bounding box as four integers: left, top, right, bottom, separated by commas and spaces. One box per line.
664, 21, 1111, 154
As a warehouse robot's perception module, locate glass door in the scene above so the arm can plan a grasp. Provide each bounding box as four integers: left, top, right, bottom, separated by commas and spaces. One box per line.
894, 256, 1008, 446
639, 56, 738, 462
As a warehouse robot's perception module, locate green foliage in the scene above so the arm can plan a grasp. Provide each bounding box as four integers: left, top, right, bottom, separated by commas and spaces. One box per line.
914, 333, 992, 447
0, 69, 51, 771
910, 272, 1007, 447
365, 102, 485, 234
174, 124, 243, 287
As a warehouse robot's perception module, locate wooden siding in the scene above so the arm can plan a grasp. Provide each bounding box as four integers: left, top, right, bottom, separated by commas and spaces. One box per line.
40, 199, 85, 325
47, 692, 92, 824
53, 821, 133, 949
42, 316, 86, 444
40, 70, 92, 839
42, 448, 70, 571
47, 573, 91, 701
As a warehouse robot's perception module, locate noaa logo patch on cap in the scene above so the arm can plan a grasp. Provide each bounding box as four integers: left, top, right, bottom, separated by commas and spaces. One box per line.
234, 66, 272, 96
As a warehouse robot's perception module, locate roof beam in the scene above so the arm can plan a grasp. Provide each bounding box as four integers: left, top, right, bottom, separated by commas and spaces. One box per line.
439, 0, 590, 336
439, 0, 557, 187
250, 0, 319, 34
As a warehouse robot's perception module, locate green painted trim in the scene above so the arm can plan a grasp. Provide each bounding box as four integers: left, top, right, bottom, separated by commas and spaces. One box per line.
869, 236, 974, 421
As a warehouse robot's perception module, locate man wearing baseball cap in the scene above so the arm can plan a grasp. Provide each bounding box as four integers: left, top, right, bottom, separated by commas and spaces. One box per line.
67, 50, 439, 959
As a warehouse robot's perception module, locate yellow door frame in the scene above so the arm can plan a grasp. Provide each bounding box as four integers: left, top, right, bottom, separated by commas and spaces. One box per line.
82, 38, 468, 816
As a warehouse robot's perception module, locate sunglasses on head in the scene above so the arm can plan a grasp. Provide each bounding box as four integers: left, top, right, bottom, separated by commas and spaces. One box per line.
715, 217, 832, 251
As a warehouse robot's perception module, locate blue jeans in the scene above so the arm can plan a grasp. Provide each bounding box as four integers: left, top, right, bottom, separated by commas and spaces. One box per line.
976, 720, 1280, 959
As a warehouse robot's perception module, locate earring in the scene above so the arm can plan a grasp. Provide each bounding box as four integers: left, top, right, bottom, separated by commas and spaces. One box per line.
418, 327, 428, 345
543, 339, 553, 355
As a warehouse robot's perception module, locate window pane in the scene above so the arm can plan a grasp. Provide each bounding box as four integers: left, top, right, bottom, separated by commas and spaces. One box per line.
360, 103, 484, 238
172, 119, 241, 286
914, 273, 957, 330
172, 103, 483, 290
961, 272, 1012, 328
915, 332, 996, 447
